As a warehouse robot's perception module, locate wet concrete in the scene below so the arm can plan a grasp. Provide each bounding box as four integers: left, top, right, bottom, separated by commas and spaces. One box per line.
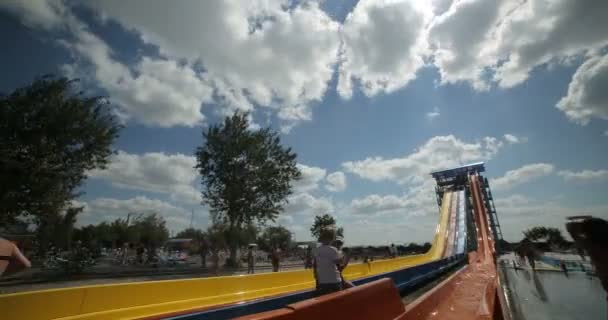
503, 264, 606, 320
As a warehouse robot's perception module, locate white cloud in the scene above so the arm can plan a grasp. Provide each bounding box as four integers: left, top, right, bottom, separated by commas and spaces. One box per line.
491, 163, 555, 191
429, 0, 608, 90
337, 0, 431, 98
325, 171, 347, 192
342, 218, 437, 246
86, 0, 341, 131
347, 179, 437, 217
77, 196, 196, 231
293, 164, 327, 192
426, 107, 441, 119
0, 0, 65, 30
494, 194, 608, 241
88, 151, 200, 205
62, 26, 214, 127
284, 192, 334, 217
604, 130, 608, 137
343, 135, 504, 185
558, 169, 608, 182
503, 134, 527, 144
349, 194, 407, 215
557, 53, 608, 125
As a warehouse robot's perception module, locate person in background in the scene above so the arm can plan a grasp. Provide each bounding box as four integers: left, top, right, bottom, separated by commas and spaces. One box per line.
0, 237, 31, 277
313, 228, 342, 296
333, 237, 354, 289
304, 245, 313, 269
247, 245, 255, 274
199, 236, 208, 269
567, 217, 608, 310
271, 247, 281, 272
390, 243, 397, 258
560, 261, 569, 277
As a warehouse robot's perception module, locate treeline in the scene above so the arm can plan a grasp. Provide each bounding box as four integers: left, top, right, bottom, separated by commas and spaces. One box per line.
1, 77, 122, 256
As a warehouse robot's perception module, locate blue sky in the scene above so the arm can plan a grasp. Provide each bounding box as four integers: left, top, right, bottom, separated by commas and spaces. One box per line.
2, 0, 608, 245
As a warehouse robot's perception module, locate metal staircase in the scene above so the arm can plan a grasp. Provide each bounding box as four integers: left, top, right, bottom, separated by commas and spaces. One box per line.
481, 177, 504, 253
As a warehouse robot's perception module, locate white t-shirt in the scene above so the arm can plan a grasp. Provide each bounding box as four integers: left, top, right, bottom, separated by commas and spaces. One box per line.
313, 245, 342, 284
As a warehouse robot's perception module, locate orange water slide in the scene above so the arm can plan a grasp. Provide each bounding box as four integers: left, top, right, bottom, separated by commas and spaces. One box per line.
401, 174, 502, 320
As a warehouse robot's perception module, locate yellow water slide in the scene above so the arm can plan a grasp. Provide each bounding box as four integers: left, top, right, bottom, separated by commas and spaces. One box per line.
1, 192, 456, 320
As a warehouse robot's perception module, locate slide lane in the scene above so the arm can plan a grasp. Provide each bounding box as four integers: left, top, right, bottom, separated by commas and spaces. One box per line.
403, 174, 499, 320
1, 193, 457, 320
455, 190, 467, 255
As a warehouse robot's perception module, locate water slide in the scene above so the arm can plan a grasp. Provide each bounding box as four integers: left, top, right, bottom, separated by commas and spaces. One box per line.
1, 192, 461, 320
401, 174, 501, 319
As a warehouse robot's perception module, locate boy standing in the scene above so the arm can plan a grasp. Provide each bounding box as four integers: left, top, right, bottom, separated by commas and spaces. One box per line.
313, 228, 342, 295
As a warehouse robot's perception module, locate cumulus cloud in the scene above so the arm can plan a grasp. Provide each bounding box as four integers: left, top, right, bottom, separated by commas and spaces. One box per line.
494, 194, 608, 241
284, 192, 334, 217
558, 169, 608, 182
491, 163, 555, 191
62, 26, 214, 127
338, 0, 431, 98
503, 134, 527, 144
429, 0, 608, 90
88, 151, 200, 205
557, 53, 608, 125
343, 135, 504, 184
86, 0, 341, 131
77, 196, 195, 231
293, 164, 327, 192
349, 194, 407, 215
0, 0, 65, 30
347, 179, 437, 217
426, 107, 441, 119
325, 171, 347, 192
343, 218, 437, 245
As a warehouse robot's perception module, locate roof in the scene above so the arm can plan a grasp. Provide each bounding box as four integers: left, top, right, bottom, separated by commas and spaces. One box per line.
430, 162, 485, 183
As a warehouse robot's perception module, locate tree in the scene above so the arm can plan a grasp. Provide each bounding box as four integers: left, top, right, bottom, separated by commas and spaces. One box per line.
132, 213, 169, 262
195, 111, 301, 265
258, 226, 292, 252
0, 76, 121, 228
422, 242, 432, 252
310, 214, 343, 241
34, 204, 83, 254
523, 226, 569, 249
175, 228, 204, 240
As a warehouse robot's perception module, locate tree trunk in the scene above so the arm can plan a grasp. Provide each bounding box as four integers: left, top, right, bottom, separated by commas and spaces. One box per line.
227, 244, 239, 267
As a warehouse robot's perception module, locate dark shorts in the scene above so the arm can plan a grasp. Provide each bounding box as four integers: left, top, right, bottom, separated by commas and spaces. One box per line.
316, 282, 342, 296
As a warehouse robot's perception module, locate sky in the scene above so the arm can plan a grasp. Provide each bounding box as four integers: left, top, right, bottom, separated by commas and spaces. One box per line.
1, 0, 608, 245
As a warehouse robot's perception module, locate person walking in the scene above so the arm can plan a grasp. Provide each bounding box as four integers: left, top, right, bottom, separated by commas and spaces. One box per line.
313, 228, 343, 296
0, 237, 31, 277
247, 245, 255, 274
271, 247, 281, 272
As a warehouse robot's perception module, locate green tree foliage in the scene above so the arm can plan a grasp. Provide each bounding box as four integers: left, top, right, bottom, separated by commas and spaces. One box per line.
73, 214, 168, 256
205, 223, 228, 253
195, 111, 301, 264
523, 226, 569, 248
175, 228, 206, 255
310, 214, 343, 240
175, 228, 205, 240
131, 213, 169, 262
258, 226, 292, 251
0, 76, 121, 227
